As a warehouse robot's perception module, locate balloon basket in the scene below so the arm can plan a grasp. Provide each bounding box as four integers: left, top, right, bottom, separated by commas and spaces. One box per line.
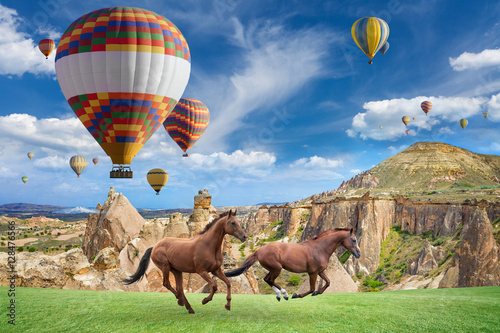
110, 165, 133, 178
183, 153, 189, 157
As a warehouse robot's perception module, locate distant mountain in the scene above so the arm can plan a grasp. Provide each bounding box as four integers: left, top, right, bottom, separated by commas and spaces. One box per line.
53, 206, 98, 214
0, 203, 68, 215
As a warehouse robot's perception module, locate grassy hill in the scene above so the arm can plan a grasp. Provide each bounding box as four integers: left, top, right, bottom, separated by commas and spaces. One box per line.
1, 286, 498, 332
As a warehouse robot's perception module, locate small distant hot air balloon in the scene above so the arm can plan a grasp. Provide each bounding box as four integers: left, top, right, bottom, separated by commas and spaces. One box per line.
413, 117, 416, 121
27, 152, 34, 160
380, 42, 390, 56
147, 168, 169, 195
92, 158, 98, 165
459, 119, 468, 130
38, 39, 55, 59
483, 112, 488, 119
405, 129, 410, 135
22, 176, 28, 184
351, 17, 389, 64
380, 125, 383, 129
164, 98, 210, 157
402, 116, 410, 127
421, 101, 432, 116
69, 155, 87, 178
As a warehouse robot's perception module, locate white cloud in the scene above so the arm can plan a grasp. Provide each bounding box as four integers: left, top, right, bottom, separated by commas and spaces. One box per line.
290, 156, 343, 169
0, 4, 58, 76
350, 169, 361, 174
286, 156, 344, 181
347, 96, 486, 140
33, 155, 67, 169
449, 49, 500, 71
438, 127, 455, 135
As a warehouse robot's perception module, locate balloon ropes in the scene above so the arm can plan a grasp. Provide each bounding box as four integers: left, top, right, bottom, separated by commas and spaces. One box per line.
351, 17, 389, 64
163, 98, 210, 157
70, 155, 87, 178
147, 168, 169, 195
55, 7, 191, 178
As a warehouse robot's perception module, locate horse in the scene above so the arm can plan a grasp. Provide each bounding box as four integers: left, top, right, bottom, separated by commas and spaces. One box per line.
224, 228, 361, 301
123, 209, 247, 314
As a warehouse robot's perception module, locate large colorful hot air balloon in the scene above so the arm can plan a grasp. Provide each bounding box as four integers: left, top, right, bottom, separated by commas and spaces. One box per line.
459, 119, 468, 129
380, 42, 389, 55
351, 17, 389, 64
70, 155, 87, 178
147, 168, 168, 195
92, 158, 98, 165
22, 176, 28, 184
163, 98, 210, 157
421, 101, 432, 116
27, 152, 34, 160
55, 7, 191, 178
38, 39, 55, 59
483, 112, 488, 119
402, 116, 410, 127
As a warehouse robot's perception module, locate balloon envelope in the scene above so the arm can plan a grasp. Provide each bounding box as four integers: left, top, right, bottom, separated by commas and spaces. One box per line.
22, 176, 28, 184
421, 101, 432, 116
351, 17, 389, 64
483, 112, 488, 119
55, 7, 191, 166
163, 98, 210, 153
38, 39, 55, 59
27, 152, 34, 160
147, 168, 168, 195
70, 155, 87, 178
92, 158, 98, 165
405, 129, 409, 135
459, 119, 468, 129
380, 42, 389, 55
402, 116, 410, 126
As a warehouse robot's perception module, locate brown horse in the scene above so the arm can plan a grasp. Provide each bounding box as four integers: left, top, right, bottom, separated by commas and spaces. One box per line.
225, 228, 360, 301
123, 210, 246, 314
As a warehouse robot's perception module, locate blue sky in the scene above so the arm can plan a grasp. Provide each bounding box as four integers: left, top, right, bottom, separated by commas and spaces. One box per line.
1, 0, 500, 209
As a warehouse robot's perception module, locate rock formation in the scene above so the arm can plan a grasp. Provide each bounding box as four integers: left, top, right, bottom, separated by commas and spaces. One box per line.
187, 189, 218, 235
408, 241, 445, 275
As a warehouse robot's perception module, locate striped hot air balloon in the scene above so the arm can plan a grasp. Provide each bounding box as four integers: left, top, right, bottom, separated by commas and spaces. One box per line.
38, 39, 55, 59
402, 116, 410, 127
459, 119, 468, 130
147, 168, 168, 195
27, 152, 34, 160
421, 101, 432, 116
351, 17, 389, 64
163, 98, 210, 157
69, 155, 87, 178
55, 7, 191, 177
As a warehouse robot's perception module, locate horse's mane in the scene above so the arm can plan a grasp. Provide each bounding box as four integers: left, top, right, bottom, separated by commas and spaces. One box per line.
311, 228, 351, 240
198, 210, 230, 235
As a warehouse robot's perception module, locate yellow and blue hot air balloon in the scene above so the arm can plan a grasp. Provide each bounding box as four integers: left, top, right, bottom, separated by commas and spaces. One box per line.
147, 168, 168, 195
380, 42, 389, 55
483, 112, 488, 119
351, 17, 389, 64
459, 119, 468, 130
402, 116, 410, 127
69, 155, 87, 178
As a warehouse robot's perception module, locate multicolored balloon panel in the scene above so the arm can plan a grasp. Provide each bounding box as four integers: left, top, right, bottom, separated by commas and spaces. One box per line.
163, 98, 210, 153
70, 155, 87, 177
421, 101, 432, 116
147, 168, 168, 195
351, 17, 389, 64
38, 39, 55, 59
55, 7, 191, 165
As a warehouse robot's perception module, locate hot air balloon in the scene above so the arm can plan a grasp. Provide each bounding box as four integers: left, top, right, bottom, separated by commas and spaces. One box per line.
163, 98, 210, 157
421, 101, 432, 116
351, 17, 389, 64
413, 117, 416, 120
69, 155, 87, 178
22, 176, 28, 184
380, 125, 383, 129
55, 7, 191, 178
402, 116, 410, 127
483, 112, 488, 119
27, 152, 34, 160
38, 39, 55, 59
92, 158, 98, 165
405, 129, 410, 135
147, 168, 168, 195
380, 42, 389, 55
459, 119, 468, 130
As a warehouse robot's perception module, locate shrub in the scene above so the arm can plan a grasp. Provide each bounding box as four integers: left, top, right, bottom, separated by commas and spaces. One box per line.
356, 272, 364, 279
298, 226, 304, 232
363, 280, 384, 288
438, 252, 454, 266
24, 234, 28, 238
421, 231, 434, 240
239, 244, 246, 251
28, 247, 36, 252
339, 251, 351, 265
433, 238, 445, 246
287, 275, 301, 286
17, 246, 23, 252
392, 225, 402, 232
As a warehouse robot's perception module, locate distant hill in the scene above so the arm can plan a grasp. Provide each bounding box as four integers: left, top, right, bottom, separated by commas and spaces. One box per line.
53, 206, 98, 214
0, 203, 67, 215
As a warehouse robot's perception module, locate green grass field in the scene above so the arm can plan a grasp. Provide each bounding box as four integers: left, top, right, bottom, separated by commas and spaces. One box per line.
1, 286, 499, 332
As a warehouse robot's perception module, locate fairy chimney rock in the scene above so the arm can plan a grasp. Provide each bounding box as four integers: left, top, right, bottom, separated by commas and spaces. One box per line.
189, 189, 217, 235
194, 189, 212, 208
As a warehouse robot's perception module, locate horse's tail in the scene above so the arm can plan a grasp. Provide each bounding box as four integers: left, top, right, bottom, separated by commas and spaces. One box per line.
224, 251, 259, 277
122, 247, 153, 285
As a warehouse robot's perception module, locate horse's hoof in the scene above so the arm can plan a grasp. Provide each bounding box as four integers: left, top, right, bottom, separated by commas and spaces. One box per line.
202, 298, 210, 305
188, 309, 195, 314
225, 305, 231, 311
276, 296, 281, 302
312, 291, 318, 296
292, 293, 299, 299
177, 300, 184, 306
284, 296, 289, 301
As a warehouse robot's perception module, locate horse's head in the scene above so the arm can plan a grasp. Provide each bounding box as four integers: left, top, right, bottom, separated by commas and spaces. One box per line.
224, 209, 247, 242
342, 228, 361, 259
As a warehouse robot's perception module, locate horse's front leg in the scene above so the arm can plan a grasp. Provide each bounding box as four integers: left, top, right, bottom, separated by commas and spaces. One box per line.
313, 270, 330, 296
197, 271, 217, 305
172, 269, 194, 314
293, 272, 317, 299
213, 267, 232, 311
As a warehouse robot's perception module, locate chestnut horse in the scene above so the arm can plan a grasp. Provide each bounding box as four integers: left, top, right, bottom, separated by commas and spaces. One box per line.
225, 228, 360, 301
123, 210, 246, 314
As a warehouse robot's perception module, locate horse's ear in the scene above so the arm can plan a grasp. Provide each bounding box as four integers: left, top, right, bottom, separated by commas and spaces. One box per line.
228, 209, 232, 217
234, 209, 237, 215
350, 228, 353, 235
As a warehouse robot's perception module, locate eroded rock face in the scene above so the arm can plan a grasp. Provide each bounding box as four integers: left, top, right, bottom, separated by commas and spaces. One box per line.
54, 248, 90, 275
409, 241, 445, 275
164, 213, 189, 238
93, 247, 120, 270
